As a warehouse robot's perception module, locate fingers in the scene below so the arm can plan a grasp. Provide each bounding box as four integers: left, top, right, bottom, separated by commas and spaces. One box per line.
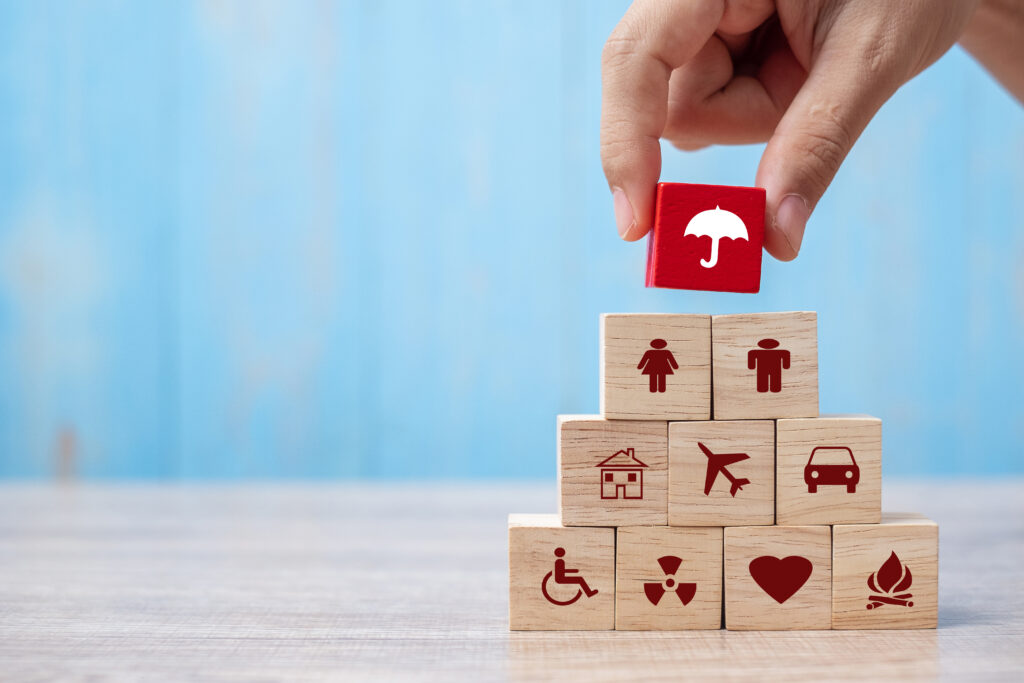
664, 35, 805, 149
600, 0, 725, 240
756, 19, 906, 260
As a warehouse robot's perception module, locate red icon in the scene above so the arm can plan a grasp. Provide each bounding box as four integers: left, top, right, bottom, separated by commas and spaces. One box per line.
698, 442, 750, 497
748, 338, 790, 393
805, 446, 859, 493
643, 556, 697, 606
867, 551, 914, 610
637, 339, 678, 393
541, 547, 598, 606
595, 448, 647, 500
749, 555, 813, 604
645, 182, 765, 293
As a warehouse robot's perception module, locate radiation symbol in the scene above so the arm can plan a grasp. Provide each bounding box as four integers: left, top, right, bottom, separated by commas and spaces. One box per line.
643, 555, 697, 606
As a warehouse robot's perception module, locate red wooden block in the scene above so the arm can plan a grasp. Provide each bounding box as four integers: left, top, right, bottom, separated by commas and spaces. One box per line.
646, 182, 766, 293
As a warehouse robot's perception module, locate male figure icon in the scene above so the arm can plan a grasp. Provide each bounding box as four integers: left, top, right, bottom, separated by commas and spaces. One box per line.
637, 339, 679, 393
747, 338, 790, 393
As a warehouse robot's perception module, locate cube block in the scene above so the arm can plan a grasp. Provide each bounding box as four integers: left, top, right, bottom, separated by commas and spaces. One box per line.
616, 526, 723, 630
558, 416, 668, 526
725, 525, 832, 630
668, 420, 775, 526
508, 514, 615, 630
646, 182, 765, 293
600, 313, 711, 420
712, 312, 819, 420
776, 415, 882, 525
510, 308, 935, 633
832, 513, 938, 629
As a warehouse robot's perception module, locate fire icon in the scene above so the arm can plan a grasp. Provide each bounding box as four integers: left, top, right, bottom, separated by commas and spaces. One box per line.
643, 556, 697, 606
866, 551, 914, 609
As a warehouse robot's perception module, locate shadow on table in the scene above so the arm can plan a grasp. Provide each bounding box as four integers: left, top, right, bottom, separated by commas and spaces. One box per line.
507, 629, 938, 682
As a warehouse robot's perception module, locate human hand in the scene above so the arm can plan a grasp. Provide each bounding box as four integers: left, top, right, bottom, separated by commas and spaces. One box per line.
601, 0, 980, 260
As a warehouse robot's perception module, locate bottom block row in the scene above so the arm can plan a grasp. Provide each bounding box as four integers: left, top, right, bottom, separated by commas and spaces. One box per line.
508, 513, 937, 631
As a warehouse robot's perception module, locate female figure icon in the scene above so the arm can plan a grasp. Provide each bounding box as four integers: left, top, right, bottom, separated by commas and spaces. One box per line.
636, 338, 679, 393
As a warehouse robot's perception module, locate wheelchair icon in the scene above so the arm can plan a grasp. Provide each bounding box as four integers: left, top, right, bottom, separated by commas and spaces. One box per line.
541, 547, 598, 606
541, 571, 583, 606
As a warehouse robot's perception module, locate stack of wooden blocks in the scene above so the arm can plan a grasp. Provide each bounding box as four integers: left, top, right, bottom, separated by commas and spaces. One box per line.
509, 311, 938, 631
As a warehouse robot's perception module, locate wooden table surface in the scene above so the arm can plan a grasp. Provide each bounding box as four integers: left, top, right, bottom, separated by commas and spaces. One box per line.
0, 481, 1021, 682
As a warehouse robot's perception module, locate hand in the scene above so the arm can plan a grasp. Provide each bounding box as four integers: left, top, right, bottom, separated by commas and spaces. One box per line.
600, 0, 980, 260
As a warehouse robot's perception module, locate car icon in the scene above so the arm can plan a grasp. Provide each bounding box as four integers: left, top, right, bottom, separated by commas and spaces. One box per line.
804, 446, 859, 493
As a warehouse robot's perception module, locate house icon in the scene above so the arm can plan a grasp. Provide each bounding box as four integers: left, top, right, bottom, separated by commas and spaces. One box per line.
595, 448, 647, 500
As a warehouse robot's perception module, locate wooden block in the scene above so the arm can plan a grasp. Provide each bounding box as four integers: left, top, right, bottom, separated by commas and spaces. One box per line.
776, 415, 881, 525
724, 525, 832, 630
832, 513, 938, 629
711, 312, 818, 420
600, 314, 711, 421
668, 420, 774, 526
508, 514, 615, 631
645, 182, 765, 293
615, 526, 723, 630
558, 416, 667, 527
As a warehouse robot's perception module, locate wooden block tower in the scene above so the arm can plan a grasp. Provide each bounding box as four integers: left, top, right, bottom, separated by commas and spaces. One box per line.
509, 311, 938, 631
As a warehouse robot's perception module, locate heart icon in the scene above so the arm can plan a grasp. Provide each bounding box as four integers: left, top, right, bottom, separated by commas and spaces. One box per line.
749, 555, 813, 604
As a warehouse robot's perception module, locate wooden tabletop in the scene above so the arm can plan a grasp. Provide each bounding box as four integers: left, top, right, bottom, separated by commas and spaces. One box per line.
0, 481, 1021, 681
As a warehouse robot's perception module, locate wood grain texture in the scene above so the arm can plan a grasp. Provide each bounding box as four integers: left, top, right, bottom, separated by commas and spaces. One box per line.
508, 514, 614, 631
558, 416, 667, 526
0, 481, 1021, 681
833, 513, 938, 630
725, 525, 832, 630
669, 420, 775, 526
600, 314, 711, 420
712, 312, 819, 420
777, 415, 882, 525
615, 526, 723, 630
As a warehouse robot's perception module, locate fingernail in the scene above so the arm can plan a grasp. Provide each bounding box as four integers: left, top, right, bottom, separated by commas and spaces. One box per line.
612, 187, 635, 239
776, 194, 810, 255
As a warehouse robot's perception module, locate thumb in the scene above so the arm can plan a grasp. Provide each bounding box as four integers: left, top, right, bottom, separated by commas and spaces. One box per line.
600, 0, 723, 241
756, 37, 904, 261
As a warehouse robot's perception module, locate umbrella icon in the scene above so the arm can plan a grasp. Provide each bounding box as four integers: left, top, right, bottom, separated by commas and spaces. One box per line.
683, 205, 749, 268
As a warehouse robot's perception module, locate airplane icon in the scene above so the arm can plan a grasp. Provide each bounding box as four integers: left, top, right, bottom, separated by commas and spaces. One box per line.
698, 442, 751, 497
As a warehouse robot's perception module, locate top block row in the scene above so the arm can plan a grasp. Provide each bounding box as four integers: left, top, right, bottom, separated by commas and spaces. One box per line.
601, 312, 818, 421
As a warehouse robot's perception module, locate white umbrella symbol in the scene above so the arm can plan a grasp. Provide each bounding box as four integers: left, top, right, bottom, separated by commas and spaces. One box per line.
683, 205, 748, 268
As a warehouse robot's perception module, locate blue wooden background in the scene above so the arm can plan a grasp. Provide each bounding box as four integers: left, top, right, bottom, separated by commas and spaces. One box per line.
0, 1, 1021, 479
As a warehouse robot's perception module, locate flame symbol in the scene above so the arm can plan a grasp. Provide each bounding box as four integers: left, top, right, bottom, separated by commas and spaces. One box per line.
866, 551, 914, 609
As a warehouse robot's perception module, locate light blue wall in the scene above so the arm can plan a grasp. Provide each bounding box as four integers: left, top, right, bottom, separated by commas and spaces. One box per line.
0, 1, 1021, 479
